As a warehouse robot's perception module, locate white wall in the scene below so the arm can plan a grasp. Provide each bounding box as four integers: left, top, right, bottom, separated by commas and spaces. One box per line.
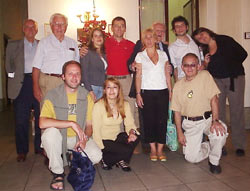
241, 0, 250, 107
199, 0, 250, 107
168, 0, 189, 43
28, 0, 140, 43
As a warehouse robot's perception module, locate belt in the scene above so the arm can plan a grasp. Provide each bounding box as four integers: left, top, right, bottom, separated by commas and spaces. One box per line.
184, 111, 212, 121
44, 73, 62, 78
108, 75, 128, 79
24, 73, 32, 76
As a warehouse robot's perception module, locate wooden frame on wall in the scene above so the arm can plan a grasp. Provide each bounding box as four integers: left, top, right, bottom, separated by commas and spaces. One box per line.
44, 23, 52, 37
138, 0, 199, 41
183, 0, 199, 34
138, 0, 169, 41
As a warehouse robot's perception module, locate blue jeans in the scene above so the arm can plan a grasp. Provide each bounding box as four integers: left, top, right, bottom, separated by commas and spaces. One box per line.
91, 85, 103, 100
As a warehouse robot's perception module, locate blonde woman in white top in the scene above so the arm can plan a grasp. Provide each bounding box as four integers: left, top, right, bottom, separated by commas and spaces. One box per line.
135, 28, 172, 162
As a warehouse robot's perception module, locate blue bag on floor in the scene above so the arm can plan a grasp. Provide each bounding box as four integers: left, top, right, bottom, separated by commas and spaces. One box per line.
166, 108, 179, 151
67, 148, 96, 191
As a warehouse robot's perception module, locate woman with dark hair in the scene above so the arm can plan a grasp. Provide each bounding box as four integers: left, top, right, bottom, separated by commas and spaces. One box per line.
80, 28, 107, 101
135, 28, 172, 162
192, 27, 248, 156
92, 77, 139, 172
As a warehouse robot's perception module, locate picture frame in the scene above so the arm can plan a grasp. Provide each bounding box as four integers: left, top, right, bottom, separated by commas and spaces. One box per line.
44, 23, 52, 37
108, 24, 112, 34
244, 32, 250, 39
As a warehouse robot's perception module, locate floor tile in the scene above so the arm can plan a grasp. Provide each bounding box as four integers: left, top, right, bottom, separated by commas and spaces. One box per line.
221, 175, 250, 190
150, 184, 191, 191
169, 166, 215, 184
199, 161, 248, 179
137, 171, 182, 189
102, 173, 145, 191
162, 157, 199, 172
187, 180, 234, 191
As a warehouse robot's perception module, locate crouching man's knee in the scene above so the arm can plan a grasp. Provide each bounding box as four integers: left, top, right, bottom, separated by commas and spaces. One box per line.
41, 127, 62, 147
185, 153, 200, 163
84, 138, 102, 165
208, 120, 228, 145
184, 142, 210, 164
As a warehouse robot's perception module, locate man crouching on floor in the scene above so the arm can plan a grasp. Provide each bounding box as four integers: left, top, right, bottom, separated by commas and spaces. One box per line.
39, 60, 102, 190
171, 53, 228, 174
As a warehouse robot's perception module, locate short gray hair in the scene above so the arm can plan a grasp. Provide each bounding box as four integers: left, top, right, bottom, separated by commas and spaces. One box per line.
152, 22, 166, 30
49, 13, 68, 25
182, 53, 199, 64
23, 19, 38, 30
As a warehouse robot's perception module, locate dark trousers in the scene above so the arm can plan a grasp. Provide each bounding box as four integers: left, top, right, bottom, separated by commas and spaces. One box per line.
140, 89, 169, 144
13, 74, 41, 154
215, 76, 246, 149
102, 132, 139, 166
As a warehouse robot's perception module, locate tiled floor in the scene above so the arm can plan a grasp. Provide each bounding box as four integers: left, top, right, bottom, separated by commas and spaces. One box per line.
0, 103, 250, 191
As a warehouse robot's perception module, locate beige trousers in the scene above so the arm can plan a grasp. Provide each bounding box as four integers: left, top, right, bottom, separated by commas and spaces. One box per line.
41, 128, 102, 174
39, 72, 63, 107
182, 117, 228, 165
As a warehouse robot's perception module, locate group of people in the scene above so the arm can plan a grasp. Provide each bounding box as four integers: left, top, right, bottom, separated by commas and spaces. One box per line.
5, 12, 248, 191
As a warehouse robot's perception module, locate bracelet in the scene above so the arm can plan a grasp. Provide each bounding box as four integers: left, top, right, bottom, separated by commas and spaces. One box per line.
136, 92, 141, 95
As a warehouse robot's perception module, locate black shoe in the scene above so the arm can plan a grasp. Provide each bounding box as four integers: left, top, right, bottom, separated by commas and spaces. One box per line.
116, 160, 131, 172
100, 159, 112, 170
208, 161, 222, 174
35, 148, 44, 155
236, 149, 245, 156
222, 146, 227, 156
17, 153, 27, 162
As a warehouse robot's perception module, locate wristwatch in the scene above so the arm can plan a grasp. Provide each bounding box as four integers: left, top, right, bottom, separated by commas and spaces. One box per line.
130, 129, 137, 135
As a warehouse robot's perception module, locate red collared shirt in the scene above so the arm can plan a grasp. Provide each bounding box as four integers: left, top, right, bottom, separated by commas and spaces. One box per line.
105, 36, 135, 75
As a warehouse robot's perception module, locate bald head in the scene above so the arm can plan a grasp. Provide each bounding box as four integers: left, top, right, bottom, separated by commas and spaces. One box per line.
152, 22, 166, 42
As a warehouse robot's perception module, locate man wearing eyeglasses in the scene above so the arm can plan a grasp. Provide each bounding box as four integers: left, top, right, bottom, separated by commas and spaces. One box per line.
171, 53, 228, 174
32, 13, 79, 104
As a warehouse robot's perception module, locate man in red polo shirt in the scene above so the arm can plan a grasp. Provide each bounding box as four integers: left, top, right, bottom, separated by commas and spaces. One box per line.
80, 17, 137, 126
105, 16, 135, 114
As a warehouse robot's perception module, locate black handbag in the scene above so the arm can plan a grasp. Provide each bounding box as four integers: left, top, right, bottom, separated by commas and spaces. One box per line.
67, 148, 96, 191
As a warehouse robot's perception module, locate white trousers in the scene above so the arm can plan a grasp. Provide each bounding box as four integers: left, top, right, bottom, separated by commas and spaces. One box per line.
41, 128, 102, 174
182, 117, 228, 165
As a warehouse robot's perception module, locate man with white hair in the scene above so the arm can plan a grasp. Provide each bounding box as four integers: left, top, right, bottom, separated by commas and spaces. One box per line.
32, 13, 79, 103
128, 22, 171, 72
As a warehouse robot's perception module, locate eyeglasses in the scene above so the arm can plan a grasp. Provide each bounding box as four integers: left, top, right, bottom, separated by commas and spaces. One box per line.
52, 22, 67, 27
182, 64, 197, 68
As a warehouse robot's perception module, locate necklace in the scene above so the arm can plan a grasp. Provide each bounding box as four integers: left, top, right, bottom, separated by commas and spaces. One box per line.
147, 50, 158, 65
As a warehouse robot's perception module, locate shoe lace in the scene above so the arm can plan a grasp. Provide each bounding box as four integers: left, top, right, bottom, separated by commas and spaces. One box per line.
118, 160, 129, 168
101, 159, 108, 168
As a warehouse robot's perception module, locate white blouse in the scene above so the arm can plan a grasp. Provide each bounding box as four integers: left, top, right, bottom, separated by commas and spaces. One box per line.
135, 49, 168, 90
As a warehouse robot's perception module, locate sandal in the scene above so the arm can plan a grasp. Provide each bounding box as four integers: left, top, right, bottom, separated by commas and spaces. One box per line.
150, 155, 158, 162
50, 173, 64, 190
158, 155, 167, 162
